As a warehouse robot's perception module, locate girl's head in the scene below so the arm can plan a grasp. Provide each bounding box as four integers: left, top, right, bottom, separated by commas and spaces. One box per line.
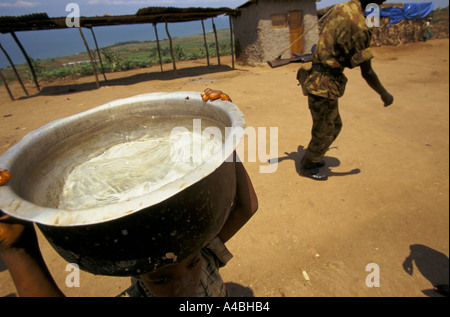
136, 251, 203, 297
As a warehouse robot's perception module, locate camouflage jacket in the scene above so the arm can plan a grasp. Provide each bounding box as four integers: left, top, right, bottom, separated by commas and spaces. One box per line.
305, 0, 375, 99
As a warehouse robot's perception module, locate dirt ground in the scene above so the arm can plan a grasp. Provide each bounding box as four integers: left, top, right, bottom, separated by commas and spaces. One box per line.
0, 39, 448, 298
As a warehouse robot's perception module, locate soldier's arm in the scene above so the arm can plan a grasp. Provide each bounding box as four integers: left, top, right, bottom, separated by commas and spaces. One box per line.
360, 60, 393, 107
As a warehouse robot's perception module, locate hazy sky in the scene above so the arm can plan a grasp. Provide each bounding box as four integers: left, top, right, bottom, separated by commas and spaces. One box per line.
0, 0, 448, 17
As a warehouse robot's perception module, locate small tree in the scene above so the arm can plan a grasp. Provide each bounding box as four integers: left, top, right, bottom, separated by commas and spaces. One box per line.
101, 48, 124, 71
174, 44, 187, 60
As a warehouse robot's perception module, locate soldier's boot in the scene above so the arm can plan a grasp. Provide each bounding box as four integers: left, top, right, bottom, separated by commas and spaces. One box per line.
299, 157, 328, 181
313, 160, 326, 168
299, 166, 328, 181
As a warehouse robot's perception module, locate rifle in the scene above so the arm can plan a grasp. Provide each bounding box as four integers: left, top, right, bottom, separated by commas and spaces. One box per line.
267, 7, 332, 68
267, 53, 313, 68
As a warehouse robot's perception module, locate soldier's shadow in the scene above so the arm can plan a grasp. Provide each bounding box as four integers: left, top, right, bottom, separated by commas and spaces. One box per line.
274, 145, 361, 178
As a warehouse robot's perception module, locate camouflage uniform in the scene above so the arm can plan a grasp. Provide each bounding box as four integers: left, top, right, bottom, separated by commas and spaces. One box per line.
300, 0, 375, 169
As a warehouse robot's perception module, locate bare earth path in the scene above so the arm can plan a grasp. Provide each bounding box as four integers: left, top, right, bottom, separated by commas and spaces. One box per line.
1, 39, 448, 297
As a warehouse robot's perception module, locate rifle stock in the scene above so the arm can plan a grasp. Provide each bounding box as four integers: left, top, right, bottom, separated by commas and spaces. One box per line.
267, 55, 312, 68
267, 58, 293, 68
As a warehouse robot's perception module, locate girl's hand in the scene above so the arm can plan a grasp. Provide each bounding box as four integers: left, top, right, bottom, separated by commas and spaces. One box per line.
0, 211, 36, 254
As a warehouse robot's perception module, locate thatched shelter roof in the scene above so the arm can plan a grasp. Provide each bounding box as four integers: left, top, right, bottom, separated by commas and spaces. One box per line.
0, 7, 237, 34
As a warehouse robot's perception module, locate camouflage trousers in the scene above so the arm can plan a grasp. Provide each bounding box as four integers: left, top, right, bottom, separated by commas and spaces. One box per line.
300, 93, 342, 169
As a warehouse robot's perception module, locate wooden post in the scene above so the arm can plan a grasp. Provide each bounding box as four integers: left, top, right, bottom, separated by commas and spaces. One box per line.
212, 18, 221, 66
88, 26, 107, 82
229, 15, 235, 69
0, 69, 15, 101
165, 21, 176, 71
10, 31, 40, 91
201, 19, 210, 66
153, 23, 163, 72
78, 27, 100, 89
0, 41, 28, 95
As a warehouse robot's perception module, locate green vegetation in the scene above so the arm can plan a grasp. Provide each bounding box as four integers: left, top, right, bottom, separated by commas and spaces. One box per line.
431, 6, 449, 23
1, 28, 232, 83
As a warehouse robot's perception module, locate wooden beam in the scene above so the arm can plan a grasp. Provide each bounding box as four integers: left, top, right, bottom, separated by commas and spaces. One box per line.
0, 69, 15, 101
78, 27, 100, 89
165, 21, 176, 71
201, 19, 210, 66
88, 26, 107, 82
153, 23, 163, 72
212, 18, 220, 66
0, 9, 239, 33
0, 41, 28, 96
229, 15, 235, 69
10, 31, 40, 91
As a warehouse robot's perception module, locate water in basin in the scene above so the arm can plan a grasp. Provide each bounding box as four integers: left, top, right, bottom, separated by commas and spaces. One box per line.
58, 117, 223, 211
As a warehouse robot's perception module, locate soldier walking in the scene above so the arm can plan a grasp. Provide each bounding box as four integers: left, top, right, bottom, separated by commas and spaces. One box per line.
298, 0, 394, 181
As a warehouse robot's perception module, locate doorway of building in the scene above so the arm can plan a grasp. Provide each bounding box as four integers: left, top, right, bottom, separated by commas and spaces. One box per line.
288, 10, 303, 56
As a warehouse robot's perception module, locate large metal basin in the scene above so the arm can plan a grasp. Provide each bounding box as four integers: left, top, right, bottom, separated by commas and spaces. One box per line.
0, 92, 245, 276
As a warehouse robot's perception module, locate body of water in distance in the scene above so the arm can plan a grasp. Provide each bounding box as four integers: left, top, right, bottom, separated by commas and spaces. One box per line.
0, 16, 230, 69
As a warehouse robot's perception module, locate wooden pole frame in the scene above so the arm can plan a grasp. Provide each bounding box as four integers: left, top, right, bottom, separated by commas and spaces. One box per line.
10, 31, 40, 91
88, 26, 107, 82
78, 27, 100, 89
153, 23, 163, 72
211, 18, 221, 66
229, 15, 235, 69
201, 19, 210, 66
0, 69, 14, 101
165, 21, 176, 71
0, 41, 28, 96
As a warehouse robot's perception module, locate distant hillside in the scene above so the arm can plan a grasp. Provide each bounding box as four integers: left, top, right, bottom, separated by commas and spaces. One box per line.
1, 28, 231, 83
430, 6, 449, 38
